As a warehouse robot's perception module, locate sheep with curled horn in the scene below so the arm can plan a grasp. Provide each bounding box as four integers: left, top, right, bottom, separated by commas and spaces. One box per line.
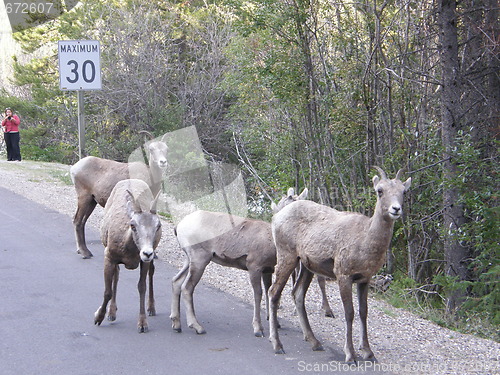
70, 132, 168, 259
94, 179, 162, 333
268, 167, 411, 363
170, 187, 311, 337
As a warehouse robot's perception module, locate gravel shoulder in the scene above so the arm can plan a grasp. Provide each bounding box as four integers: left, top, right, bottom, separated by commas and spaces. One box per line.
0, 159, 498, 375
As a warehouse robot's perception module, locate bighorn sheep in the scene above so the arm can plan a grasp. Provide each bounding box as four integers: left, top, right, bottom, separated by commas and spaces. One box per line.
268, 167, 411, 363
170, 188, 310, 337
94, 179, 162, 333
70, 137, 168, 258
274, 190, 334, 319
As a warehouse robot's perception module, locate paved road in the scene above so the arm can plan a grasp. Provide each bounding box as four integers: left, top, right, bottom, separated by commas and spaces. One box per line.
0, 186, 387, 375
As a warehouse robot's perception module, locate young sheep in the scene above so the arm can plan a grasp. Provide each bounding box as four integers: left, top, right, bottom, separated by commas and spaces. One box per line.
170, 188, 308, 337
70, 138, 168, 258
94, 179, 162, 333
274, 189, 335, 319
268, 167, 411, 363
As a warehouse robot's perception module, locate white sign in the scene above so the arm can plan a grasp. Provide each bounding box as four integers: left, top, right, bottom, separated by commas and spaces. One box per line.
58, 40, 102, 90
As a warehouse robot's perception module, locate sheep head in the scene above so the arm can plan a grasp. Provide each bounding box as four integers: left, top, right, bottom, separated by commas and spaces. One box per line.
271, 187, 309, 214
126, 190, 162, 262
372, 166, 411, 221
148, 140, 168, 170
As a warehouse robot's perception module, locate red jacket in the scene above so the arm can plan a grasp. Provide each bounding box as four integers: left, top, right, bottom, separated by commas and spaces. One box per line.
2, 115, 20, 132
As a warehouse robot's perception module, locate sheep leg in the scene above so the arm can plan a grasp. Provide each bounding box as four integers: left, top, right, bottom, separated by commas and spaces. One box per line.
317, 276, 334, 318
108, 264, 119, 321
262, 272, 281, 329
170, 259, 189, 333
73, 195, 97, 259
262, 272, 272, 322
269, 257, 298, 354
338, 276, 356, 364
94, 259, 116, 325
137, 261, 150, 333
181, 255, 211, 334
248, 270, 264, 337
357, 282, 376, 361
147, 261, 156, 316
293, 267, 323, 351
291, 265, 299, 316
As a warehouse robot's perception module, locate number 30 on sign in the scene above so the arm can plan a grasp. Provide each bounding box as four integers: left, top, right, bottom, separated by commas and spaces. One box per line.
58, 40, 102, 91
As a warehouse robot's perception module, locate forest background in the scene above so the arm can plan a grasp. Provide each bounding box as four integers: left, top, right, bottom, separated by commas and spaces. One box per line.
0, 0, 498, 341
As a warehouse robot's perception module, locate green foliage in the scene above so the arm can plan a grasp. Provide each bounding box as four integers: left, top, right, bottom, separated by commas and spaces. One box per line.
449, 133, 499, 331
382, 132, 499, 341
21, 127, 74, 163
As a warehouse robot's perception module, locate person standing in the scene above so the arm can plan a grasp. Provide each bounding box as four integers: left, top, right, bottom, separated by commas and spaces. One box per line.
2, 108, 21, 161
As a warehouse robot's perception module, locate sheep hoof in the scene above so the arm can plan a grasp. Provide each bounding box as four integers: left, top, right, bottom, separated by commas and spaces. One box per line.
189, 323, 206, 334
108, 315, 116, 322
94, 309, 105, 325
275, 348, 286, 355
148, 309, 156, 317
312, 344, 324, 352
359, 348, 376, 361
173, 327, 182, 333
138, 325, 149, 333
78, 249, 94, 259
325, 311, 335, 318
254, 331, 264, 338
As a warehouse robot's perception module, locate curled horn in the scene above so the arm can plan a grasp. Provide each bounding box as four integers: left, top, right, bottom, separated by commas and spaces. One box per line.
126, 189, 142, 213
150, 191, 161, 214
373, 166, 387, 180
395, 168, 405, 180
139, 130, 154, 141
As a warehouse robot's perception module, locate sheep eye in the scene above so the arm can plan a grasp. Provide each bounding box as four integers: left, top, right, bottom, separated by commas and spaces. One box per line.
377, 189, 383, 197
130, 224, 137, 232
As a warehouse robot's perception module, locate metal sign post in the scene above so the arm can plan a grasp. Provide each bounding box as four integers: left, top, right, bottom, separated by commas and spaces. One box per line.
58, 40, 102, 159
77, 91, 85, 159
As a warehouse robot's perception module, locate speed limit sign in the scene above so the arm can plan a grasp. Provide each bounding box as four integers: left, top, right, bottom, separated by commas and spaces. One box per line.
58, 40, 102, 90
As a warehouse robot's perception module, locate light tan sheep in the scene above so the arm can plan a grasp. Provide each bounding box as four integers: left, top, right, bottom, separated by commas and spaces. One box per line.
269, 167, 411, 363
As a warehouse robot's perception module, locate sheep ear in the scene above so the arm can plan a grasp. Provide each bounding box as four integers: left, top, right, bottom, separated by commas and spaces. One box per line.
287, 187, 295, 197
403, 177, 412, 192
150, 191, 161, 214
297, 188, 308, 200
372, 175, 380, 189
271, 201, 278, 214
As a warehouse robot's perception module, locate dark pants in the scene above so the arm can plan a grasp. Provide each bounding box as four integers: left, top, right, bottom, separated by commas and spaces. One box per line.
5, 132, 21, 161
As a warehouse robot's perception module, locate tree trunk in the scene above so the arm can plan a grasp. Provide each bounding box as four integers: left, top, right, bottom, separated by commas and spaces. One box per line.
438, 0, 469, 314
485, 0, 500, 147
